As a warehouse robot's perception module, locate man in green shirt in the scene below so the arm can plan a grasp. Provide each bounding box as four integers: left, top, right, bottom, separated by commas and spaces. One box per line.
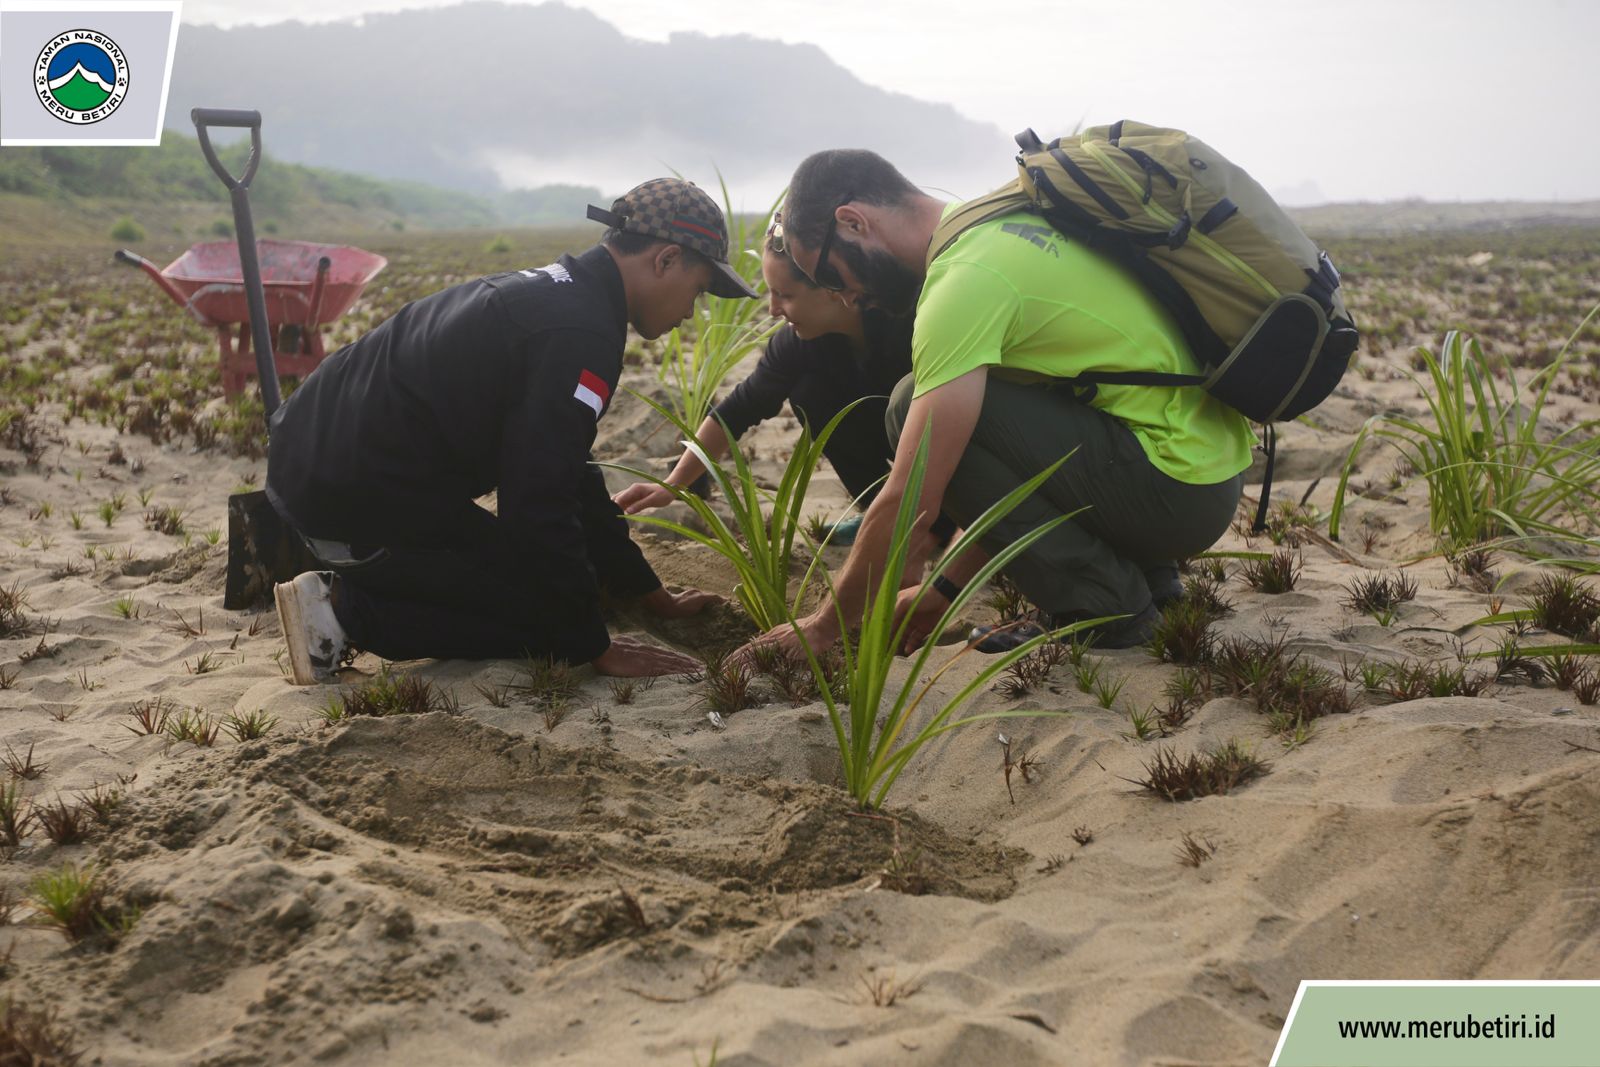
742, 149, 1254, 656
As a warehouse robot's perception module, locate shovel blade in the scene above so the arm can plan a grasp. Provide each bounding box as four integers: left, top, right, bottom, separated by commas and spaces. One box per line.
225, 490, 316, 610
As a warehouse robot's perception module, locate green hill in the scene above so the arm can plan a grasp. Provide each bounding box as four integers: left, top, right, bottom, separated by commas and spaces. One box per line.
0, 130, 601, 248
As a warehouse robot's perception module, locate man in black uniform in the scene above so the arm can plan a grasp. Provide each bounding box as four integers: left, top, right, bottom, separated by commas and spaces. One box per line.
268, 177, 757, 685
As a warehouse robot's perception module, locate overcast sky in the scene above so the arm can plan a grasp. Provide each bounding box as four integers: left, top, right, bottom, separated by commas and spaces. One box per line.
179, 0, 1598, 203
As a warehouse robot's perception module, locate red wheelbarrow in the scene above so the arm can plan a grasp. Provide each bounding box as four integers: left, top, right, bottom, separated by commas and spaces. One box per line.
116, 238, 386, 396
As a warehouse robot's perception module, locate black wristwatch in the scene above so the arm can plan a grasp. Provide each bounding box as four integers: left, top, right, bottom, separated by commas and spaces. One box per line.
931, 575, 964, 603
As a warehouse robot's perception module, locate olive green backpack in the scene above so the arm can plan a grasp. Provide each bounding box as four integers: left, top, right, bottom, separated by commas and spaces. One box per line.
930, 121, 1360, 528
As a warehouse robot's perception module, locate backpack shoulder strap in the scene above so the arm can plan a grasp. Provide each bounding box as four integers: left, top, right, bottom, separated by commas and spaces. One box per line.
925, 179, 1032, 271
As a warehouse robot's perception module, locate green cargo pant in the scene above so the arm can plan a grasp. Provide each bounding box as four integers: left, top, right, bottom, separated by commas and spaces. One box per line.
886, 373, 1244, 619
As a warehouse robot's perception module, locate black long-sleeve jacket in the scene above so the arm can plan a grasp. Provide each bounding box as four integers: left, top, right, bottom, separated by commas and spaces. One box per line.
265, 245, 659, 661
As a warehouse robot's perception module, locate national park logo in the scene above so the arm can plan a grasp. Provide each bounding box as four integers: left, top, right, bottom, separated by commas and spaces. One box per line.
33, 29, 129, 125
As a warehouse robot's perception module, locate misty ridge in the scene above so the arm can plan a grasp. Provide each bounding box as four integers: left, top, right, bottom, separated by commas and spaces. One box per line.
166, 1, 1014, 205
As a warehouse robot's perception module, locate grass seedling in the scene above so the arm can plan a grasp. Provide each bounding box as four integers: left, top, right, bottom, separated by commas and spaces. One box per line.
165, 709, 219, 747
1447, 547, 1499, 592
700, 654, 756, 716
204, 527, 222, 546
1, 781, 32, 846
1182, 571, 1235, 619
341, 669, 444, 718
68, 510, 84, 530
608, 678, 636, 705
1092, 673, 1125, 710
1526, 573, 1600, 639
1145, 598, 1215, 665
1073, 655, 1103, 695
4, 743, 46, 781
1330, 311, 1600, 549
1125, 706, 1159, 741
28, 863, 138, 944
1548, 653, 1584, 691
222, 709, 277, 742
0, 999, 83, 1064
0, 581, 29, 638
1381, 660, 1490, 701
125, 697, 172, 736
1072, 825, 1095, 846
0, 667, 15, 690
77, 783, 123, 824
1574, 666, 1600, 705
1491, 633, 1547, 686
606, 396, 864, 631
185, 651, 223, 675
542, 703, 569, 733
137, 486, 154, 507
34, 797, 89, 845
789, 428, 1082, 810
164, 607, 205, 637
1343, 572, 1420, 620
859, 970, 923, 1008
97, 501, 116, 528
516, 656, 580, 708
987, 574, 1031, 624
74, 668, 99, 692
1239, 550, 1300, 593
1132, 740, 1270, 801
144, 505, 185, 536
995, 643, 1064, 699
473, 681, 512, 708
1176, 831, 1218, 867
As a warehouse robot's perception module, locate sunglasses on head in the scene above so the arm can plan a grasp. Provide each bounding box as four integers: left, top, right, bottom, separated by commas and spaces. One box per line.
765, 213, 786, 254
810, 192, 854, 292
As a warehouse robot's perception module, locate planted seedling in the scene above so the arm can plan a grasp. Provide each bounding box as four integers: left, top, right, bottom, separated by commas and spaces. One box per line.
76, 783, 123, 824
34, 797, 89, 845
341, 669, 445, 718
1342, 572, 1419, 620
1176, 830, 1218, 867
1131, 740, 1270, 802
1573, 666, 1600, 706
700, 653, 756, 716
1526, 573, 1600, 639
608, 678, 636, 705
473, 681, 512, 708
1239, 550, 1300, 594
222, 709, 277, 742
0, 999, 83, 1064
1125, 706, 1159, 741
859, 970, 922, 1008
28, 863, 139, 944
164, 709, 219, 747
125, 697, 173, 736
1, 781, 32, 846
3, 743, 46, 781
1381, 660, 1490, 701
1447, 547, 1499, 593
517, 656, 580, 708
0, 581, 29, 638
1145, 598, 1215, 665
1092, 673, 1125, 710
1491, 633, 1547, 686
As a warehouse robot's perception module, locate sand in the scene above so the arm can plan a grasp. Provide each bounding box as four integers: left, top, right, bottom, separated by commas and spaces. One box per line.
3, 318, 1599, 1066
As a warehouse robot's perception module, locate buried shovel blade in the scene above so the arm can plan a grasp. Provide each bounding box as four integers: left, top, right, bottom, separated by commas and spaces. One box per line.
225, 490, 317, 610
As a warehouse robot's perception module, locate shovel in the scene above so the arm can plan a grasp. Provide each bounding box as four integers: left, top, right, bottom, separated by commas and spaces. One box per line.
189, 107, 316, 609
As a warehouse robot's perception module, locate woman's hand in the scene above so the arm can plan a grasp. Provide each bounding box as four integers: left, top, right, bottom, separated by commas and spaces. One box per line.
613, 481, 677, 514
642, 586, 723, 619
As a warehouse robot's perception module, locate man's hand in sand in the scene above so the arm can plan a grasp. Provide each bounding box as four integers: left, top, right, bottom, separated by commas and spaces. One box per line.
592, 636, 699, 677
613, 482, 676, 514
642, 585, 723, 619
733, 610, 840, 669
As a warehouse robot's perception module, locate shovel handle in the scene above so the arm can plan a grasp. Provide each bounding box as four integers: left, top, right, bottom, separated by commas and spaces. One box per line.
192, 108, 262, 191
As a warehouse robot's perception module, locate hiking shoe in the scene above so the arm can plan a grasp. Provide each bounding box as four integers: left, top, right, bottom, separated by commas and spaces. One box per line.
825, 512, 864, 546
274, 571, 348, 685
969, 602, 1160, 654
1147, 566, 1185, 609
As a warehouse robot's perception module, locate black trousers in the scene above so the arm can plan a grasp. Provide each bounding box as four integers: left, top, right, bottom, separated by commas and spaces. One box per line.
313, 503, 586, 663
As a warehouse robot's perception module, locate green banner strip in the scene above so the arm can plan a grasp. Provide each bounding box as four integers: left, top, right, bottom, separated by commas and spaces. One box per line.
1274, 983, 1600, 1066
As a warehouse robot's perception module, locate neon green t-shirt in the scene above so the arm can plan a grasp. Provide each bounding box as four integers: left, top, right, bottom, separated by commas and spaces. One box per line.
912, 210, 1256, 485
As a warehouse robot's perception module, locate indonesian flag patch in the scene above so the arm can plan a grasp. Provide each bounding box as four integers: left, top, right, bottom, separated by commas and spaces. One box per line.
573, 369, 610, 418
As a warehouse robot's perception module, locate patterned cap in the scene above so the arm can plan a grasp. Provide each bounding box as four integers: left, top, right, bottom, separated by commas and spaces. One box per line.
587, 177, 759, 299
